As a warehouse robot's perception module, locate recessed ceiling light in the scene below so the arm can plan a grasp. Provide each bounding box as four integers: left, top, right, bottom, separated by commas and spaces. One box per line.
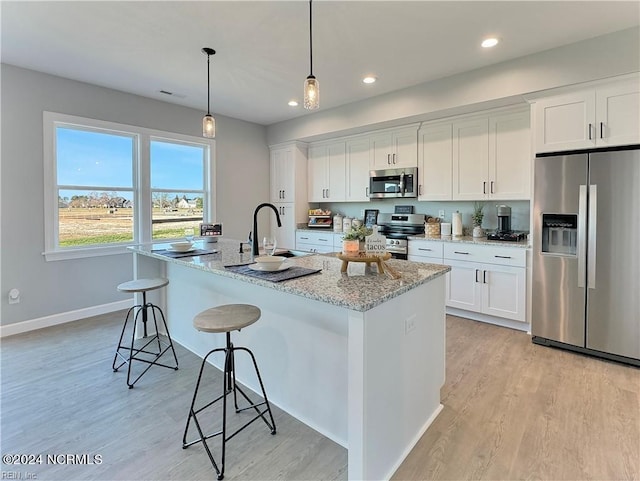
288, 100, 299, 107
362, 76, 377, 84
481, 37, 499, 48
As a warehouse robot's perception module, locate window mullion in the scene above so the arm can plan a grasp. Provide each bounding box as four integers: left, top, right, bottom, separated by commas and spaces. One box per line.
137, 133, 151, 244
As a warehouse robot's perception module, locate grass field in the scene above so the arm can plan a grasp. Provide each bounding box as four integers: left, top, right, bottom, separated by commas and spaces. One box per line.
58, 207, 201, 246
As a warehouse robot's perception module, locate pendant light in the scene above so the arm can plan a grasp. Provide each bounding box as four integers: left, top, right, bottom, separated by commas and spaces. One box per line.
201, 47, 216, 138
303, 0, 319, 110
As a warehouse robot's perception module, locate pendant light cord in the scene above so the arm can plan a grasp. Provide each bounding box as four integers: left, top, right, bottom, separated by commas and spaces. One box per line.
309, 0, 313, 77
206, 54, 211, 115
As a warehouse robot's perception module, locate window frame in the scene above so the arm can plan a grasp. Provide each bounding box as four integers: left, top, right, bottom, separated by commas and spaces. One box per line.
43, 112, 215, 261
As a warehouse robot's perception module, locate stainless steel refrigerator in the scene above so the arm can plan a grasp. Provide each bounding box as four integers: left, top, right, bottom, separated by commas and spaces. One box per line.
532, 147, 640, 366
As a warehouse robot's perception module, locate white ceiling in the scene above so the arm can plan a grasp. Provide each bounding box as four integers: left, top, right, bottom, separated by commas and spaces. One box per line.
2, 1, 639, 126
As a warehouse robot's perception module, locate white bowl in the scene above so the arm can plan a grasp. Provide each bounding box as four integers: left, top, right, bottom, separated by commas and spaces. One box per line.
170, 241, 193, 252
254, 256, 285, 271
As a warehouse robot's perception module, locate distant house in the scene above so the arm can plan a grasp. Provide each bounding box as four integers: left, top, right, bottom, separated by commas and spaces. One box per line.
177, 197, 197, 209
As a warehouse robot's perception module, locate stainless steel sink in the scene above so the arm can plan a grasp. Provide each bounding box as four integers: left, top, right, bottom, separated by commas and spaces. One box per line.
277, 250, 311, 258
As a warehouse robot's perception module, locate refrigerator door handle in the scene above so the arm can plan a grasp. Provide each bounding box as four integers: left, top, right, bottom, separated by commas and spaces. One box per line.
588, 185, 597, 289
578, 185, 587, 288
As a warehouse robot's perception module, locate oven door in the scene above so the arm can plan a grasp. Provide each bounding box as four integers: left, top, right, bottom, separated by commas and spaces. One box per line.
369, 168, 417, 198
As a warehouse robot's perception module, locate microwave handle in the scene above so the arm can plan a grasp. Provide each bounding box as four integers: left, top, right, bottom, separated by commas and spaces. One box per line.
399, 171, 405, 194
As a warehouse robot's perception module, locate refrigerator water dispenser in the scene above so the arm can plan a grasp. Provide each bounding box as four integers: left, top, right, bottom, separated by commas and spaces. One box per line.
541, 213, 577, 256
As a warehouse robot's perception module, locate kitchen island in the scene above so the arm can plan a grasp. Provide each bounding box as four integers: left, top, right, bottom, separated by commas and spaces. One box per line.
130, 238, 450, 480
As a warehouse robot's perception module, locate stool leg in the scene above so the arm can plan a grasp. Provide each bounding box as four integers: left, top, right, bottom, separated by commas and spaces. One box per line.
151, 304, 179, 370
234, 347, 277, 434
182, 348, 226, 479
112, 305, 137, 371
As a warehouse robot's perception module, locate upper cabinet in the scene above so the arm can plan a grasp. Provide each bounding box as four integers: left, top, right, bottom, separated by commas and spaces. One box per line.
345, 136, 371, 202
419, 106, 531, 201
532, 77, 640, 153
270, 142, 307, 203
308, 141, 346, 202
370, 125, 419, 169
418, 122, 453, 201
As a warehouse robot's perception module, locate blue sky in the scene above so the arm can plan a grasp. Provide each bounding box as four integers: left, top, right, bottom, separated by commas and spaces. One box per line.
57, 127, 204, 199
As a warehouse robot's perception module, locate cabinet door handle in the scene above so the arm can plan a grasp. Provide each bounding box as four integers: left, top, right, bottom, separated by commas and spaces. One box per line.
326, 188, 330, 198
387, 153, 391, 165
322, 188, 326, 198
600, 122, 604, 139
494, 255, 511, 259
483, 270, 487, 284
454, 251, 470, 255
483, 181, 487, 194
588, 123, 593, 140
418, 184, 422, 195
366, 187, 369, 197
393, 153, 397, 164
490, 181, 494, 194
282, 189, 285, 199
475, 269, 480, 283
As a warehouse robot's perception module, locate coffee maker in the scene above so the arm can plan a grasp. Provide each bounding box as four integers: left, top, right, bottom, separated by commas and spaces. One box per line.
487, 204, 526, 241
497, 204, 512, 233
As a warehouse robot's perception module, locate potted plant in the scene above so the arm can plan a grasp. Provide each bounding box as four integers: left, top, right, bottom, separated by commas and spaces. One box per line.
472, 202, 485, 238
342, 225, 373, 254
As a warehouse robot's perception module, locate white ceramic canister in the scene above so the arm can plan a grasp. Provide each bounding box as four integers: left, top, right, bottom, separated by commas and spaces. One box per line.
342, 216, 353, 232
333, 213, 343, 232
441, 222, 452, 236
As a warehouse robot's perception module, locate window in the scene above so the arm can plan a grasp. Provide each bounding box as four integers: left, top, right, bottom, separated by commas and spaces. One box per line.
43, 112, 214, 261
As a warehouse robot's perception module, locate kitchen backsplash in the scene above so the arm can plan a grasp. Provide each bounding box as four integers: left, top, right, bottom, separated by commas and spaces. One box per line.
314, 200, 531, 233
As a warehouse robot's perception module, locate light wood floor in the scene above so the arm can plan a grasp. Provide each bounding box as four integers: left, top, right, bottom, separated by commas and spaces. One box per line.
2, 312, 638, 480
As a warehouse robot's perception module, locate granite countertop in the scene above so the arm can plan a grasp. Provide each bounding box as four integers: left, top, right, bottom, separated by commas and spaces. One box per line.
407, 234, 530, 249
129, 238, 450, 312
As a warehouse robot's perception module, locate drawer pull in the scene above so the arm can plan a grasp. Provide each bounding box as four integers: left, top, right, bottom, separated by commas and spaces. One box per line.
454, 251, 470, 255
300, 236, 309, 240
418, 248, 432, 251
494, 255, 512, 259
319, 238, 328, 242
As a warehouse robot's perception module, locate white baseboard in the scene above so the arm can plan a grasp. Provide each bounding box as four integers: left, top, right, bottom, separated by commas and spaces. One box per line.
446, 307, 530, 332
0, 300, 132, 338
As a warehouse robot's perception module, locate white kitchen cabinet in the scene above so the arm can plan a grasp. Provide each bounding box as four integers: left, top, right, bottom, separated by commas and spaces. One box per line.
407, 240, 444, 263
370, 125, 419, 169
308, 141, 346, 202
417, 122, 453, 201
295, 230, 336, 253
452, 107, 531, 201
443, 243, 527, 322
452, 117, 489, 200
533, 77, 640, 153
345, 137, 371, 202
269, 142, 308, 250
270, 143, 307, 203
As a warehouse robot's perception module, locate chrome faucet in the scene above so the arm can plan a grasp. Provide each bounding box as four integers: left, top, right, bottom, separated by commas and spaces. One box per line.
252, 203, 281, 256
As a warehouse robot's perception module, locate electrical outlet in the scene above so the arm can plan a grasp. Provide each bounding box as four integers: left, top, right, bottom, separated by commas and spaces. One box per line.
8, 288, 20, 304
404, 314, 417, 334
360, 209, 365, 218
438, 210, 445, 219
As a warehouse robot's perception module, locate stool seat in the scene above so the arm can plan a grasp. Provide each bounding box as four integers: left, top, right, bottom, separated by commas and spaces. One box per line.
193, 304, 261, 333
117, 277, 169, 293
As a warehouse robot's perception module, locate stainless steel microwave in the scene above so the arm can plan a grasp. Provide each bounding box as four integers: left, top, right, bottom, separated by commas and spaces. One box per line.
369, 167, 418, 199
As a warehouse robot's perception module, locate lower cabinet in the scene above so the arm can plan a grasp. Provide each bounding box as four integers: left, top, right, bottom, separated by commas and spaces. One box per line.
295, 231, 338, 253
408, 239, 528, 324
445, 259, 526, 322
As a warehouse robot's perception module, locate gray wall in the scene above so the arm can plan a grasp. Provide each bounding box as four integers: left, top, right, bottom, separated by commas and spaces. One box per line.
1, 64, 269, 326
267, 27, 640, 144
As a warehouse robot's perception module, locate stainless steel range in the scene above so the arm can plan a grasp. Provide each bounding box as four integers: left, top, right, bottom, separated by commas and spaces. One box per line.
376, 213, 425, 259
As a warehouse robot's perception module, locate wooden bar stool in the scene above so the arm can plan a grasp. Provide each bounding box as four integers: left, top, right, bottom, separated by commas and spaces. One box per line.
182, 304, 276, 480
112, 278, 179, 388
